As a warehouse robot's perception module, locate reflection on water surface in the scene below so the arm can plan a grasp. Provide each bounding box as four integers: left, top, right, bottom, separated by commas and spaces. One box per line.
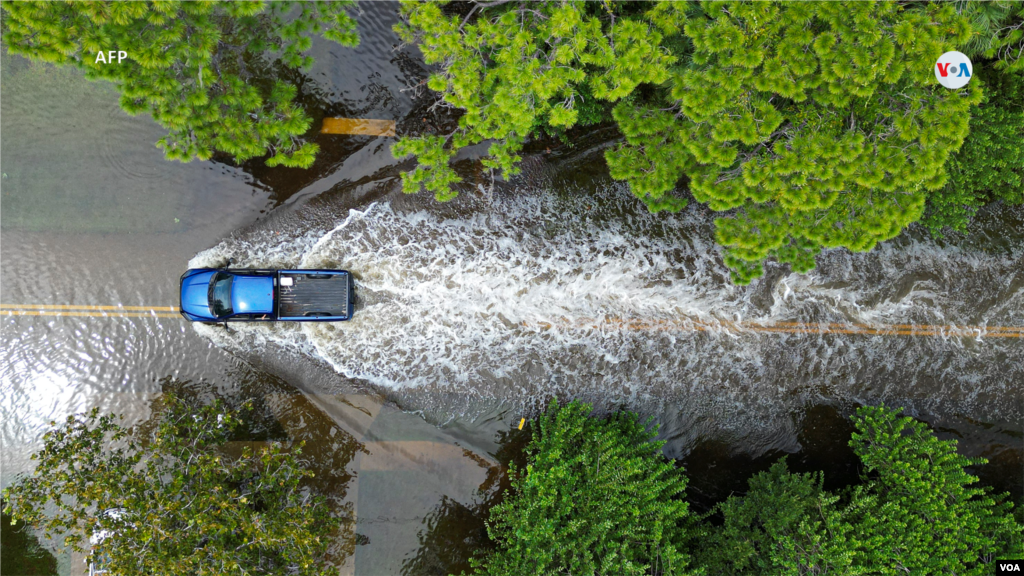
2, 2, 1022, 573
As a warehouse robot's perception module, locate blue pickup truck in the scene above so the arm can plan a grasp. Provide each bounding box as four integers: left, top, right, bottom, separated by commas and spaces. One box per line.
180, 269, 354, 322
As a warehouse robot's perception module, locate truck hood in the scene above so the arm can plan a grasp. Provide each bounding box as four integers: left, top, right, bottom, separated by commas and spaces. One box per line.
231, 276, 274, 314
180, 270, 216, 319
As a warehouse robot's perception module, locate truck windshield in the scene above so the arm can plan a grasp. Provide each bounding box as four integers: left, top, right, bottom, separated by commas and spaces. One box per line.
208, 272, 234, 318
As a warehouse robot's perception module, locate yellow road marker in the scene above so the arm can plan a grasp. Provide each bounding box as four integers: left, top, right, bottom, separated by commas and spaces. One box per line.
518, 418, 525, 430
2, 304, 180, 319
525, 317, 1024, 338
2, 303, 177, 311
3, 310, 181, 319
3, 304, 1022, 338
320, 117, 396, 137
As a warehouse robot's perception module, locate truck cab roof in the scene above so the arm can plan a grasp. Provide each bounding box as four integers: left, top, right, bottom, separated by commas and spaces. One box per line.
230, 275, 273, 314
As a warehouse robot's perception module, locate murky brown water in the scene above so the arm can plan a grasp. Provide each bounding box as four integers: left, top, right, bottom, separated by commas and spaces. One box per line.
2, 3, 1022, 575
1, 5, 502, 573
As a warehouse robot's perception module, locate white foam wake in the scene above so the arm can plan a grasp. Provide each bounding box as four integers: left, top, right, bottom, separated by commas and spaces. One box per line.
190, 185, 1024, 440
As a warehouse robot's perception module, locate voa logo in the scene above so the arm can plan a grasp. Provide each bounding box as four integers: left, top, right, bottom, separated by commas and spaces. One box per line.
998, 560, 1023, 574
935, 51, 972, 89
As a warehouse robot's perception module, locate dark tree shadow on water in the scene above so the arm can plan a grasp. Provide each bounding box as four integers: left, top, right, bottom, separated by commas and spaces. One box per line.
1, 501, 58, 576
682, 404, 863, 518
401, 426, 533, 576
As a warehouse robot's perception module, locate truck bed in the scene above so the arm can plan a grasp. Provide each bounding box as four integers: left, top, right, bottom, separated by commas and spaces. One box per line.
278, 272, 351, 319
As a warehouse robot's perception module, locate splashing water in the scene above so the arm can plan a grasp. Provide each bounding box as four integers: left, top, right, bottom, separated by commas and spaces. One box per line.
190, 184, 1024, 447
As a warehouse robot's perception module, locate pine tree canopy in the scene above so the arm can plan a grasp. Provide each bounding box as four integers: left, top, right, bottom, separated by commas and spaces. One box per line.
923, 64, 1024, 236
700, 405, 1024, 575
962, 0, 1024, 73
392, 0, 683, 201
394, 1, 1019, 285
0, 1, 359, 168
608, 1, 980, 283
479, 402, 1022, 575
472, 399, 698, 576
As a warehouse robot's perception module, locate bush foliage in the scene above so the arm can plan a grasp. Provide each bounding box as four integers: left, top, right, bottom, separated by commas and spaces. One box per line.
2, 395, 340, 576
701, 406, 1023, 574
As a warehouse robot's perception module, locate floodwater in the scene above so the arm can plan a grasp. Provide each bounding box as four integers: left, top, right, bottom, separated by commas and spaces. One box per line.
2, 5, 502, 574
189, 158, 1024, 510
2, 3, 1022, 575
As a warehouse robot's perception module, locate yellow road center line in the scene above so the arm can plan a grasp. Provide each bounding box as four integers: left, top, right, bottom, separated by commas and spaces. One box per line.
320, 117, 396, 137
525, 318, 1024, 338
2, 303, 177, 311
593, 316, 1024, 334
769, 320, 1023, 333
3, 304, 1020, 337
3, 310, 181, 319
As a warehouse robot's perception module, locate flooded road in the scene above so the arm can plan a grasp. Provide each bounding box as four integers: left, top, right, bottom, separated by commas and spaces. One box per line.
2, 3, 1022, 574
191, 165, 1024, 492
2, 5, 505, 574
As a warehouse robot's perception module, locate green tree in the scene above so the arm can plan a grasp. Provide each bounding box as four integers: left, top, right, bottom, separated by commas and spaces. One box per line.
0, 0, 358, 168
472, 399, 698, 576
2, 394, 340, 576
922, 65, 1024, 236
701, 406, 1023, 575
392, 1, 683, 201
393, 1, 995, 285
960, 0, 1024, 73
845, 405, 1022, 574
697, 461, 858, 575
607, 1, 980, 283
